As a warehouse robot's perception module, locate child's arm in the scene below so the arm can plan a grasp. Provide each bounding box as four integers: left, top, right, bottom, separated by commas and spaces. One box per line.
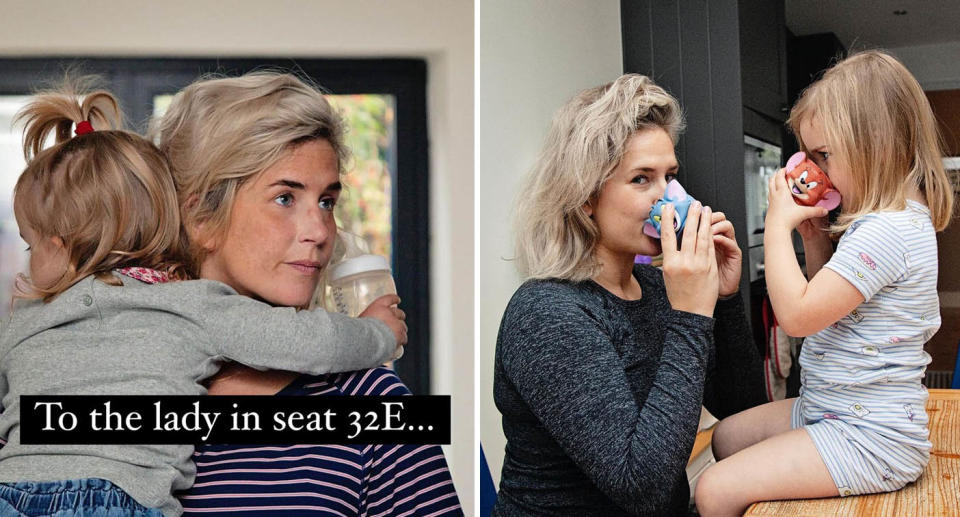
797, 217, 834, 279
764, 169, 863, 337
199, 281, 400, 375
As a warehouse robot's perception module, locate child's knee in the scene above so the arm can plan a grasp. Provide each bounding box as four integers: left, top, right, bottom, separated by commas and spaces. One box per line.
711, 418, 734, 460
694, 465, 728, 516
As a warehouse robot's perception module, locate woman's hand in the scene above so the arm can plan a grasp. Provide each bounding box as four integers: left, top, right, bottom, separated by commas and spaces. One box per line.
766, 168, 829, 235
660, 201, 719, 317
710, 211, 742, 297
360, 294, 408, 353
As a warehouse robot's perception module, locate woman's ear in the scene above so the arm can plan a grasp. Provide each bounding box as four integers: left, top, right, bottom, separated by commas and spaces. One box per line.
189, 222, 218, 252
182, 195, 218, 252
582, 199, 594, 218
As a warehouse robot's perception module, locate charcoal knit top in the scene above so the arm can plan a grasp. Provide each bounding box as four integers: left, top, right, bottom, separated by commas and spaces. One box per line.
493, 264, 765, 516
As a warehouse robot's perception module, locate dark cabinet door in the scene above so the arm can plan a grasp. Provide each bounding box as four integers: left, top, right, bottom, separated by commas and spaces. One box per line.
740, 0, 787, 121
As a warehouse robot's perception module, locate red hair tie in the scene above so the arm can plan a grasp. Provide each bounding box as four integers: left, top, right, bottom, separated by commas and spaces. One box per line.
75, 120, 94, 136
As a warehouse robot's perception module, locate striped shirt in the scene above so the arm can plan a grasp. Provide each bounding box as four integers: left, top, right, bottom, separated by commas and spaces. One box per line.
177, 367, 462, 516
799, 200, 937, 434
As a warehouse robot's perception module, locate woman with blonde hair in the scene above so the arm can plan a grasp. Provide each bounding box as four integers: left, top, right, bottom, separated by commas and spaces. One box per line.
152, 72, 462, 515
493, 74, 764, 516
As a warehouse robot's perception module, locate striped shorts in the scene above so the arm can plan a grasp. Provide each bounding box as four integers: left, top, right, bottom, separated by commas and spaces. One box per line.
791, 393, 931, 496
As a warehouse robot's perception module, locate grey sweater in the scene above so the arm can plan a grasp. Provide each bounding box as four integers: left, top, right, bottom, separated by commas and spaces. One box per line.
0, 273, 395, 517
493, 264, 765, 516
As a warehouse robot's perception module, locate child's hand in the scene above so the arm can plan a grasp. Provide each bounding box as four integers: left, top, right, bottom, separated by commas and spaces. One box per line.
766, 168, 828, 234
796, 214, 831, 243
359, 294, 408, 353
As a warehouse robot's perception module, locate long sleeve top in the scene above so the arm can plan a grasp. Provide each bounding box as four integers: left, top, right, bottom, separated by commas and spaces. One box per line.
0, 273, 395, 517
492, 264, 765, 516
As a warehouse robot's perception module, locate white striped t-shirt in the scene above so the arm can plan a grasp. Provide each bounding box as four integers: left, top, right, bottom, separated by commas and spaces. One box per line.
801, 200, 938, 398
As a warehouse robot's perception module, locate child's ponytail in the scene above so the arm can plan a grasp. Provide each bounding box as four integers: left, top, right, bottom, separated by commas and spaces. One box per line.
12, 76, 192, 301
18, 76, 123, 160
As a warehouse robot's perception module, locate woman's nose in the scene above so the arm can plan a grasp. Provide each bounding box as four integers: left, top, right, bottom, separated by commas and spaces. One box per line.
299, 207, 332, 245
653, 176, 670, 197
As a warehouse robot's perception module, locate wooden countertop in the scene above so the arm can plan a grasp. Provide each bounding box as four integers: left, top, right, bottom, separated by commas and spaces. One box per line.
744, 389, 960, 516
689, 427, 715, 466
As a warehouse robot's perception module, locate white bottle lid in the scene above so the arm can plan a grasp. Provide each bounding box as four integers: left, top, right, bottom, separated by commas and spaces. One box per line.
328, 254, 391, 283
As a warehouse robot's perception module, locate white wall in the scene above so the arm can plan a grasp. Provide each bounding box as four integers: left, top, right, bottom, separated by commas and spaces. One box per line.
889, 41, 960, 91
0, 0, 475, 511
477, 0, 622, 486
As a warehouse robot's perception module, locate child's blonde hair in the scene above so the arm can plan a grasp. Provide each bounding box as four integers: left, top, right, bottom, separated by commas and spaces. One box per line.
789, 50, 954, 234
13, 77, 191, 301
514, 74, 685, 281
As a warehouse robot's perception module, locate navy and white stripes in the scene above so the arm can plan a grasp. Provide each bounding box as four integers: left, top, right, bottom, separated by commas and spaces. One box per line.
178, 367, 462, 516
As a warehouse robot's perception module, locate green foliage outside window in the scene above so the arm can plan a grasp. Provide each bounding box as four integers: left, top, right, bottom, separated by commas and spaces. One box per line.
329, 94, 394, 260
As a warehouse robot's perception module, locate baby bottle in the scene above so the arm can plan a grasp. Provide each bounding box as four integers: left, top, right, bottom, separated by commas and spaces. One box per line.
327, 254, 397, 318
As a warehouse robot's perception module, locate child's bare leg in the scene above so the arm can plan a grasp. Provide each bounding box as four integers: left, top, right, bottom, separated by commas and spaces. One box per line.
695, 428, 838, 517
712, 397, 795, 460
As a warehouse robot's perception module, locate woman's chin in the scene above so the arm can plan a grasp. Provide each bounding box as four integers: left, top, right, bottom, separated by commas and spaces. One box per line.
259, 285, 317, 309
636, 234, 662, 258
265, 269, 321, 307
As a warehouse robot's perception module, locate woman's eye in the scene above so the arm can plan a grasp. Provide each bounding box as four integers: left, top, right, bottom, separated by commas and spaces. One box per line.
820, 151, 830, 161
274, 193, 294, 207
24, 246, 31, 252
319, 197, 337, 211
632, 175, 648, 184
666, 173, 678, 183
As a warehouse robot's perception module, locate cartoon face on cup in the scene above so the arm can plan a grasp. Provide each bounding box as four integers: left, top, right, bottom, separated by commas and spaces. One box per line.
643, 180, 696, 239
785, 151, 841, 210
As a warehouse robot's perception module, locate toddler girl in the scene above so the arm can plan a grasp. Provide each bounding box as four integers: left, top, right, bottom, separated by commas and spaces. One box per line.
695, 50, 954, 516
0, 82, 406, 516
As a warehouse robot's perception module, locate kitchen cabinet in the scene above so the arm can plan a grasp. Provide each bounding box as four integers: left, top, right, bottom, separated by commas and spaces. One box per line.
740, 0, 788, 122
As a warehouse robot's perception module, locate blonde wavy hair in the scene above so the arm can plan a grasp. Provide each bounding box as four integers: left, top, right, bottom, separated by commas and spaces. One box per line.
13, 77, 191, 301
789, 50, 954, 234
515, 74, 685, 281
149, 71, 349, 269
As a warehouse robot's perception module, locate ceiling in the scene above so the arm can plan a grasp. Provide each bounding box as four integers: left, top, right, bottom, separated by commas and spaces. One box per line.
786, 0, 960, 50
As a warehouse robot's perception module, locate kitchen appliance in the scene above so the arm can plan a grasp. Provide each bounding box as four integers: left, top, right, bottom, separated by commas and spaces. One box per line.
744, 135, 781, 281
